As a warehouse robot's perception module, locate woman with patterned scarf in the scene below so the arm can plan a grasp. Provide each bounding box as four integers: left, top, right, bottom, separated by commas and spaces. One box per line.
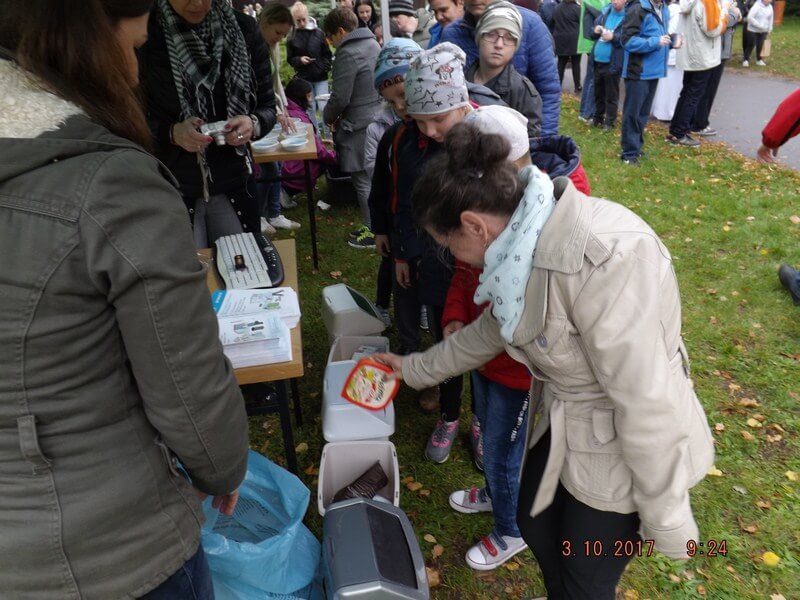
139, 0, 278, 247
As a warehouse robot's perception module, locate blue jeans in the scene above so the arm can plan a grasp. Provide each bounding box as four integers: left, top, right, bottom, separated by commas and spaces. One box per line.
471, 371, 530, 538
257, 162, 282, 219
309, 80, 330, 138
140, 543, 214, 599
621, 78, 659, 160
579, 55, 596, 119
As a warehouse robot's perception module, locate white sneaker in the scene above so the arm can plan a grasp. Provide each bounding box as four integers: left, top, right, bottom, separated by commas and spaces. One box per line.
260, 217, 276, 235
465, 532, 527, 571
269, 215, 301, 230
742, 60, 749, 67
316, 199, 331, 211
756, 59, 767, 66
449, 486, 493, 514
279, 188, 297, 209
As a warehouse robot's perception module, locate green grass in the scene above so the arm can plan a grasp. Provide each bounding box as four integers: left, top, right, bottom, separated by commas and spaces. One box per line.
729, 15, 800, 80
250, 96, 800, 599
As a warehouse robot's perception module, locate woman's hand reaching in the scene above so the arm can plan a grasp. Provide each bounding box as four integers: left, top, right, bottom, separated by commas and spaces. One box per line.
371, 353, 404, 381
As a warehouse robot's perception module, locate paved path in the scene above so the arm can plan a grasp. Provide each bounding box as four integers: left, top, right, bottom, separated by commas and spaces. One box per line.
563, 58, 799, 169
710, 68, 799, 169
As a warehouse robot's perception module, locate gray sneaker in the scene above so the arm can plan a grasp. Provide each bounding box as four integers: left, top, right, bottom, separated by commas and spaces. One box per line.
425, 417, 459, 463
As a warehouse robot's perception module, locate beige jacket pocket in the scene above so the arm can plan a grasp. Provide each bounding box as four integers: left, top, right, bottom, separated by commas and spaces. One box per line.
564, 409, 633, 503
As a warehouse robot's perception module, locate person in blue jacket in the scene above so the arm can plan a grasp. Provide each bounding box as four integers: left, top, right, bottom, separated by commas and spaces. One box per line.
441, 0, 561, 135
618, 0, 676, 164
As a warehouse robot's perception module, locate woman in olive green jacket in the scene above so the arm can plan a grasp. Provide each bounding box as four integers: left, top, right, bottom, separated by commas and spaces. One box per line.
377, 124, 714, 599
0, 2, 248, 598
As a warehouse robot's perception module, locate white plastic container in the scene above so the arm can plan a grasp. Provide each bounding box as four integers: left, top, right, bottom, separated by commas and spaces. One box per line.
322, 361, 395, 442
317, 441, 400, 516
327, 335, 390, 366
321, 284, 386, 343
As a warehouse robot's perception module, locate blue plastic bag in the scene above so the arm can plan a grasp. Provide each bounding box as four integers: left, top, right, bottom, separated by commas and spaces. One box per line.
201, 450, 322, 600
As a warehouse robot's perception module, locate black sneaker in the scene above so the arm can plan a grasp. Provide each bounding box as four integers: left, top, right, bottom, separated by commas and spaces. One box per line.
778, 264, 800, 305
666, 134, 701, 147
348, 227, 375, 249
621, 157, 639, 165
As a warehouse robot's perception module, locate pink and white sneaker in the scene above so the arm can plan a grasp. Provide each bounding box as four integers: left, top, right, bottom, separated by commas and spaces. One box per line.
465, 531, 527, 571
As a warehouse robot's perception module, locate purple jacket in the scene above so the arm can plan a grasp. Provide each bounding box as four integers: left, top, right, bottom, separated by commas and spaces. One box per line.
280, 99, 337, 191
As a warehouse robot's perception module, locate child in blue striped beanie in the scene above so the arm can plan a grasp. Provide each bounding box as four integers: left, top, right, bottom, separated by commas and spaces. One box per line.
365, 37, 423, 325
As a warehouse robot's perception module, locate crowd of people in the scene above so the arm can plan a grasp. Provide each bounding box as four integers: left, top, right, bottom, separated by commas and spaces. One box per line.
0, 0, 796, 599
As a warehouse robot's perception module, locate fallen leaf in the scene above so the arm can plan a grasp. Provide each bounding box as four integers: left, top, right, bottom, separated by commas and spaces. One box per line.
423, 534, 437, 544
707, 466, 723, 477
419, 489, 431, 497
752, 413, 766, 422
738, 398, 759, 408
726, 565, 736, 574
756, 499, 773, 510
790, 215, 800, 225
714, 423, 726, 432
503, 561, 520, 571
295, 442, 308, 454
706, 288, 718, 295
740, 431, 755, 441
723, 225, 731, 232
329, 270, 342, 279
785, 471, 798, 482
766, 434, 783, 443
425, 567, 441, 587
738, 517, 758, 534
697, 584, 707, 596
768, 423, 786, 433
303, 464, 319, 476
683, 570, 695, 581
401, 476, 415, 484
407, 481, 423, 491
746, 216, 755, 221
746, 418, 763, 429
762, 551, 781, 567
623, 590, 640, 600
771, 594, 787, 600
728, 383, 741, 392
733, 485, 748, 495
432, 544, 444, 558
668, 573, 682, 584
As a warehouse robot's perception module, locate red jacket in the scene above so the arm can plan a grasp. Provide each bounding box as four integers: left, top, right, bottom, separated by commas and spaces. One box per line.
280, 99, 337, 191
762, 89, 800, 150
442, 262, 533, 391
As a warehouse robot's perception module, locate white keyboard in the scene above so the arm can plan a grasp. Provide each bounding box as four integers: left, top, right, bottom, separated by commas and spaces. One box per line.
215, 233, 273, 289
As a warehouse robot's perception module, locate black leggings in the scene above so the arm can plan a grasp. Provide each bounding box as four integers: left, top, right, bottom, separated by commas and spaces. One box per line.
742, 29, 768, 61
517, 430, 641, 600
426, 304, 464, 422
558, 55, 582, 91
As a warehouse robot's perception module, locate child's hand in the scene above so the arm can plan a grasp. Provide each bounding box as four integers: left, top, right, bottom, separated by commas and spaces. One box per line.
443, 321, 464, 339
396, 262, 411, 288
375, 234, 390, 257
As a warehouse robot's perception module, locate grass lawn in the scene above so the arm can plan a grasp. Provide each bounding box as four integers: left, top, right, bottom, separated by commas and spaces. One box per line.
251, 95, 800, 599
729, 15, 800, 80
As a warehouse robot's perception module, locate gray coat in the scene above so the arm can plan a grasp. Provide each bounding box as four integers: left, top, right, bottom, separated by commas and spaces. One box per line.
323, 28, 382, 172
0, 61, 249, 599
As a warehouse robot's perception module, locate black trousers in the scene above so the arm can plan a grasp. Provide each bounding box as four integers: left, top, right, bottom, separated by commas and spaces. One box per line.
669, 68, 714, 139
517, 430, 641, 600
376, 255, 393, 309
592, 61, 621, 126
691, 60, 726, 131
743, 30, 768, 61
392, 258, 422, 354
426, 304, 464, 422
558, 55, 582, 91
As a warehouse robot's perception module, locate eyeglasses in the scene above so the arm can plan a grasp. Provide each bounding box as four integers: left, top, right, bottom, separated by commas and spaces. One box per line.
481, 30, 518, 46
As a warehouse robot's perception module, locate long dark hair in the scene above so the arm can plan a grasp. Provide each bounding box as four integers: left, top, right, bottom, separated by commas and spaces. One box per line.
412, 123, 522, 235
354, 0, 378, 29
0, 0, 154, 148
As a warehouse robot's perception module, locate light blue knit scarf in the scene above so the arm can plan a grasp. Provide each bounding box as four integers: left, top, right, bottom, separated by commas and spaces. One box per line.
474, 166, 556, 343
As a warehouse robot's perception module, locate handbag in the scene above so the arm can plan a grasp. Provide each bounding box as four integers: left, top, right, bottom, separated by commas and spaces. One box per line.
761, 35, 771, 57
